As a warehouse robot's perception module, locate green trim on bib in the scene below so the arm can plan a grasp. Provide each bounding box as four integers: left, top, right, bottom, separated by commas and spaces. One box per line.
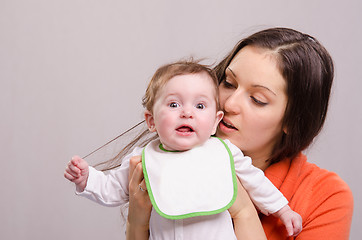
158, 144, 180, 152
142, 137, 238, 220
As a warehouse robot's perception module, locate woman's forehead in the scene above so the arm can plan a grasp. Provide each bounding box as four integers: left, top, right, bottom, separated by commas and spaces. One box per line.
228, 46, 286, 91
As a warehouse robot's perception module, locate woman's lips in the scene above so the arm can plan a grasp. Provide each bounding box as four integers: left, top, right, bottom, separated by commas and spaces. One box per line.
219, 119, 238, 132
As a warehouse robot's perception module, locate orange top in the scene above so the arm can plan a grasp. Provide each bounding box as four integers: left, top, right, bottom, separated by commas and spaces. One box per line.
262, 153, 353, 239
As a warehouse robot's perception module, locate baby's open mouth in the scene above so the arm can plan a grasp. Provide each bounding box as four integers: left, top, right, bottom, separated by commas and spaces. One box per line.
176, 125, 194, 132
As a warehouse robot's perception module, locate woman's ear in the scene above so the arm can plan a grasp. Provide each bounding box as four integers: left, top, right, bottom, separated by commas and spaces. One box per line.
212, 110, 224, 135
144, 110, 157, 132
283, 125, 288, 135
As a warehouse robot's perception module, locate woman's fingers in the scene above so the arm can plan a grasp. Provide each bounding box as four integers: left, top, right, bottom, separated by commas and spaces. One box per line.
127, 155, 152, 230
130, 163, 147, 194
138, 179, 147, 192
129, 156, 142, 182
129, 156, 149, 195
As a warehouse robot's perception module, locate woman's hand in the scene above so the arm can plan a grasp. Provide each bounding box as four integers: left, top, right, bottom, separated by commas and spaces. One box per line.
229, 180, 267, 240
126, 156, 152, 240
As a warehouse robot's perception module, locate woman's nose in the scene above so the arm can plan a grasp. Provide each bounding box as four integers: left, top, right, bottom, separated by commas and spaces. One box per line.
223, 91, 242, 114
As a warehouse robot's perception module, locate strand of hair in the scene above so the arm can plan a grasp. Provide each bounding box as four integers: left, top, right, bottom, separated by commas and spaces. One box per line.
82, 120, 146, 159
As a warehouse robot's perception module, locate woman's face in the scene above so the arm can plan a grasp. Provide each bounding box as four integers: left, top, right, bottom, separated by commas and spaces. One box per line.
216, 46, 288, 169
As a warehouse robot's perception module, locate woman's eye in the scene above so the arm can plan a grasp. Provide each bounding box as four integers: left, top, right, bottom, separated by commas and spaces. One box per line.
221, 78, 235, 89
196, 103, 205, 109
251, 96, 267, 106
169, 102, 180, 108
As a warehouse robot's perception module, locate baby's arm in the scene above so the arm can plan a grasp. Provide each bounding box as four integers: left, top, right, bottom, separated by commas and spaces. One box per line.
272, 205, 302, 237
65, 147, 143, 207
226, 139, 302, 236
64, 155, 89, 193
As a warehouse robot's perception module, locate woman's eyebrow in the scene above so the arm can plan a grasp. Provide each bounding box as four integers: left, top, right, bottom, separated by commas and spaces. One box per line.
228, 67, 277, 96
252, 85, 277, 96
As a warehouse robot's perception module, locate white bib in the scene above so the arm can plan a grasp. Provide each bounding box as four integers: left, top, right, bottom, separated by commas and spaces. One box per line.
142, 137, 237, 219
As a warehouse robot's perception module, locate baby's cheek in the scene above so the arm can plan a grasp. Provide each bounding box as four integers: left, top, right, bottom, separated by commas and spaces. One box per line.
198, 121, 216, 137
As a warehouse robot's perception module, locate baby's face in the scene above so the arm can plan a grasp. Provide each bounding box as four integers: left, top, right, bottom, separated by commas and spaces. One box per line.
145, 72, 223, 151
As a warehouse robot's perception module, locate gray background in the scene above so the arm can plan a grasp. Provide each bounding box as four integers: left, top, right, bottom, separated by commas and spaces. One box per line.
1, 0, 361, 239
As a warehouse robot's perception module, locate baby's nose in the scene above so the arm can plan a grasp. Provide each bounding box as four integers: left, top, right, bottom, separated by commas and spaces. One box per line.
180, 107, 194, 118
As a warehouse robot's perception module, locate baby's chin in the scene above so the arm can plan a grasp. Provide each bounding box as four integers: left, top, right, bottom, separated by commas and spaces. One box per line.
162, 145, 192, 152
161, 142, 200, 152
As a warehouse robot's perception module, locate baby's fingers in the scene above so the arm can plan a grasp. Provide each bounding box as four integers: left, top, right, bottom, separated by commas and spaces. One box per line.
71, 155, 89, 172
66, 161, 81, 176
64, 170, 77, 181
284, 221, 294, 237
292, 216, 303, 236
64, 163, 81, 181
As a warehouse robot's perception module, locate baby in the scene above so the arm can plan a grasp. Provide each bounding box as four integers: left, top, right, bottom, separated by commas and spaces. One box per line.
65, 60, 302, 239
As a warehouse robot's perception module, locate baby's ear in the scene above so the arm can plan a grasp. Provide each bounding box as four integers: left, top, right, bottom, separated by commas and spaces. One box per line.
144, 110, 156, 132
212, 111, 224, 135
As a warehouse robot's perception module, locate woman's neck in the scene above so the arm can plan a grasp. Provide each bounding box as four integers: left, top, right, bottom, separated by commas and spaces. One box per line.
244, 151, 272, 171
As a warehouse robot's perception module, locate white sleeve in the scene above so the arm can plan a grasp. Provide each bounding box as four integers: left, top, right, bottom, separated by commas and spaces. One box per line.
225, 140, 288, 215
75, 147, 143, 207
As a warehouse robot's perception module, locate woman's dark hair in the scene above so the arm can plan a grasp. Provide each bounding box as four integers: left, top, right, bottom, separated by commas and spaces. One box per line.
214, 27, 334, 164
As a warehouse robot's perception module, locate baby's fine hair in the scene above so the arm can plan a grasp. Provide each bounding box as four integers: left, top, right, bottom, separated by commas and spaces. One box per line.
142, 60, 219, 112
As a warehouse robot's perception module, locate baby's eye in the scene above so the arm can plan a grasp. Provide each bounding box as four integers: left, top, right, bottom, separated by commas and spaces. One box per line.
169, 102, 180, 108
196, 103, 205, 109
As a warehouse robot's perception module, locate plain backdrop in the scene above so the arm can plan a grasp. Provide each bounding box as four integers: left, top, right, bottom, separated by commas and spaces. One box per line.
1, 0, 361, 239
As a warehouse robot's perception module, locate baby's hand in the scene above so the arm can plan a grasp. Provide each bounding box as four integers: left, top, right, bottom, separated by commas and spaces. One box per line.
273, 205, 302, 237
64, 155, 89, 192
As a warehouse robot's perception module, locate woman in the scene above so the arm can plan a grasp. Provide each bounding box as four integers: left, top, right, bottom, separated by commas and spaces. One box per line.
126, 27, 353, 239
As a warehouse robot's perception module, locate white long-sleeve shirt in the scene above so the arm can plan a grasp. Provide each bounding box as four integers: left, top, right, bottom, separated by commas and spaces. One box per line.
77, 138, 287, 240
